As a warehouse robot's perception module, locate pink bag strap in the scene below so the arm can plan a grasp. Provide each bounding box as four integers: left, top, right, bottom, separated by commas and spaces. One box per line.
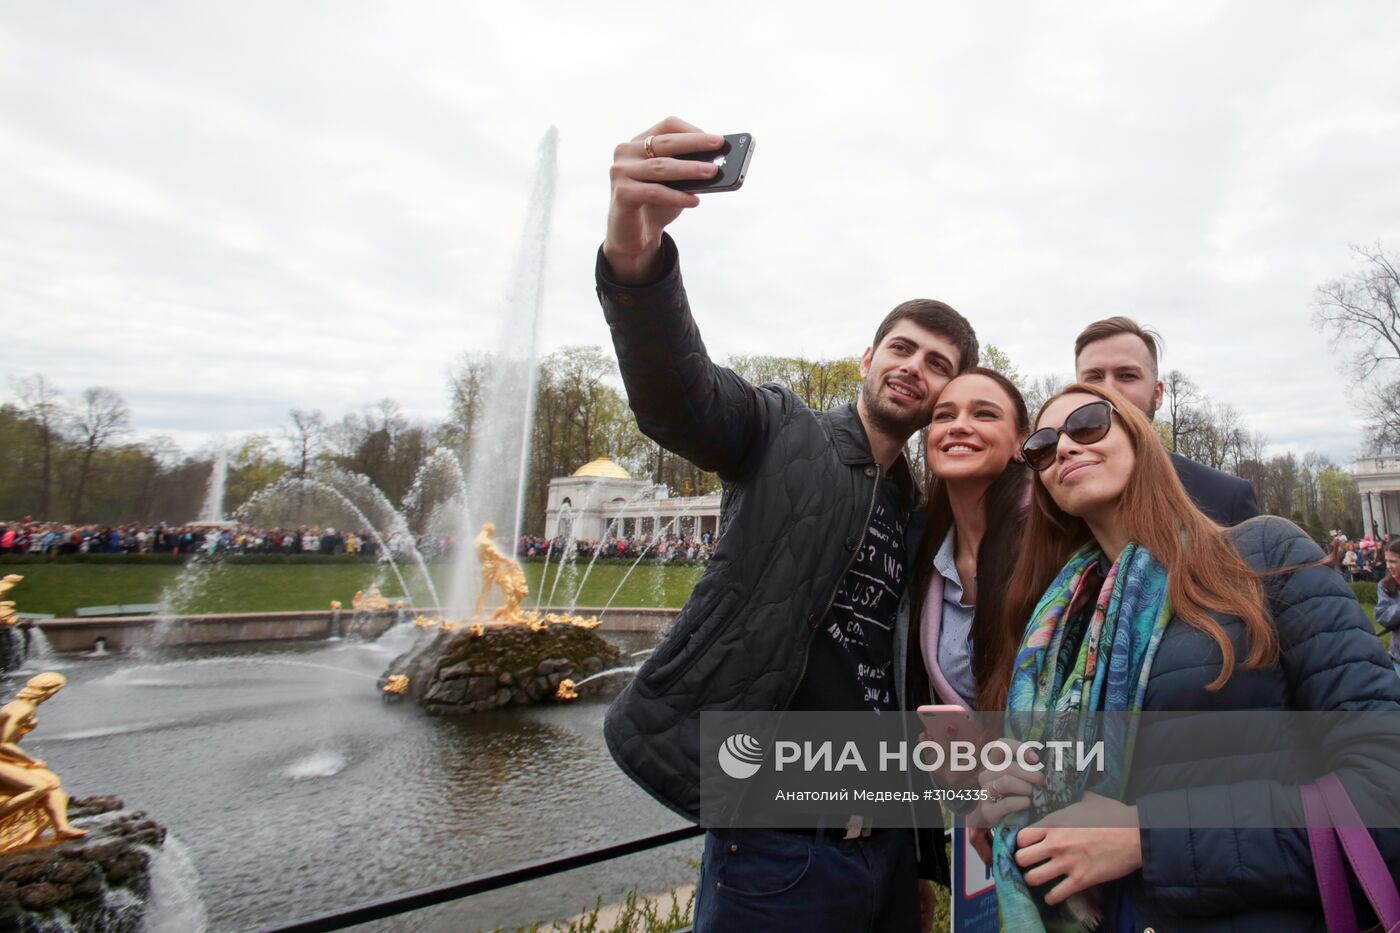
1304, 774, 1400, 933
1303, 780, 1360, 933
1318, 773, 1400, 931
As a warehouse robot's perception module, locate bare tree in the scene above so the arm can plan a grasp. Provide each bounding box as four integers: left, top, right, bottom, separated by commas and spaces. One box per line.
285, 408, 325, 479
1161, 370, 1203, 453
1180, 400, 1243, 471
1358, 377, 1400, 453
1023, 373, 1068, 417
11, 374, 65, 518
1313, 242, 1400, 377
1313, 243, 1400, 451
1236, 430, 1269, 469
69, 386, 130, 519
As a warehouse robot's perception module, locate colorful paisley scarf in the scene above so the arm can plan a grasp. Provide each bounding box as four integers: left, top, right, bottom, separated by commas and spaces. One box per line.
993, 541, 1172, 932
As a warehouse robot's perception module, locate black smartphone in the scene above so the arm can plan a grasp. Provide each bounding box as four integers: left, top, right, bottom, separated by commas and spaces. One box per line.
664, 133, 755, 193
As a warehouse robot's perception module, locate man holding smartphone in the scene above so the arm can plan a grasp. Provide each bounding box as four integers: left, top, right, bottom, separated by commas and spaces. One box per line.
597, 116, 975, 932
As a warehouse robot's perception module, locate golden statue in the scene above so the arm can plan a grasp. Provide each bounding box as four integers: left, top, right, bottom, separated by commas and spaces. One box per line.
0, 574, 21, 626
555, 679, 578, 701
382, 675, 409, 695
474, 523, 528, 621
351, 586, 391, 613
0, 673, 87, 851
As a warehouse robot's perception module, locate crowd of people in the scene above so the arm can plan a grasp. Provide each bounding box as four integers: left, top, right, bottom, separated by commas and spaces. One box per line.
0, 521, 435, 558
1326, 531, 1396, 582
517, 531, 715, 562
0, 520, 719, 563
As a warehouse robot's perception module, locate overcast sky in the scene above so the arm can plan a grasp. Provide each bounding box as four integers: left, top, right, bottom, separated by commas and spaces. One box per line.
3, 3, 1399, 466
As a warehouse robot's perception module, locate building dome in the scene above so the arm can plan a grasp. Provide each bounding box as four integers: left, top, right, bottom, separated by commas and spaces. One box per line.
572, 456, 631, 479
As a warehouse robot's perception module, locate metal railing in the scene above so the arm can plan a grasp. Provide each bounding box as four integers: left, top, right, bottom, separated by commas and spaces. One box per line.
261, 825, 704, 933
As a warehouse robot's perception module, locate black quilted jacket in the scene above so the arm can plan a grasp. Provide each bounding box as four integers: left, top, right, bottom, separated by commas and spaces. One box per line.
595, 236, 928, 822
1121, 516, 1400, 931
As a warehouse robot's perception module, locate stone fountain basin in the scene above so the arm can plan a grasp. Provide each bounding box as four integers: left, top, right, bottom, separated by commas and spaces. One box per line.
31, 607, 677, 653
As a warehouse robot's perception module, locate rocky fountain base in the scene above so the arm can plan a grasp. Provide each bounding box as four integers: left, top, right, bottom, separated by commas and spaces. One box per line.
0, 797, 169, 933
378, 615, 624, 715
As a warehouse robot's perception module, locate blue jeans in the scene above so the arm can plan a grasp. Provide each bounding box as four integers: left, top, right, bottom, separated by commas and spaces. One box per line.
694, 828, 919, 933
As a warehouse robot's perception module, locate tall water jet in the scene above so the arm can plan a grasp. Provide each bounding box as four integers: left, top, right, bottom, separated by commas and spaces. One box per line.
446, 127, 558, 618
201, 446, 228, 522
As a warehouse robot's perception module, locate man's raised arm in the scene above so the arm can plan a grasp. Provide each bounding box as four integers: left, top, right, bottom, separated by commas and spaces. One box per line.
597, 117, 779, 481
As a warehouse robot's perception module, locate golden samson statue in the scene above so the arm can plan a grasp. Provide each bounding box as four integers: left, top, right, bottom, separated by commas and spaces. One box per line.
474, 523, 529, 621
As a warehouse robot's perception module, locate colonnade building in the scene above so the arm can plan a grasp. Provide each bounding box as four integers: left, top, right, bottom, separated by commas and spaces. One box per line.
1353, 455, 1400, 537
543, 457, 722, 542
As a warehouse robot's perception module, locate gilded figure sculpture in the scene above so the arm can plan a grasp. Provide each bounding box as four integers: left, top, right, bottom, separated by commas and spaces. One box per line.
0, 673, 87, 852
474, 523, 528, 620
351, 586, 391, 613
0, 574, 21, 626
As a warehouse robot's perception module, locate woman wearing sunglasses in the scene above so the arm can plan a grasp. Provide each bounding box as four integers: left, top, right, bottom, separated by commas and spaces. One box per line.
912, 367, 1031, 711
974, 382, 1400, 932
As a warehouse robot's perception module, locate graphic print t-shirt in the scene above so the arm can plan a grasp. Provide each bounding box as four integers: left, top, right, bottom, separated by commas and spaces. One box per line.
789, 475, 907, 713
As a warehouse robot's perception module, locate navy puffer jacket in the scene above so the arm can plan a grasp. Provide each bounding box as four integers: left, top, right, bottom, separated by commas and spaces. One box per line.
1121, 516, 1400, 931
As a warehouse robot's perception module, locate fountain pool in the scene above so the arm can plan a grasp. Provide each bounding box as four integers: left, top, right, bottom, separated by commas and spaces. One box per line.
7, 626, 696, 932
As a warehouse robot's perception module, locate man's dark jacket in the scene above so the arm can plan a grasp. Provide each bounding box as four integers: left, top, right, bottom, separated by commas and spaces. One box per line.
596, 236, 943, 876
1170, 452, 1258, 526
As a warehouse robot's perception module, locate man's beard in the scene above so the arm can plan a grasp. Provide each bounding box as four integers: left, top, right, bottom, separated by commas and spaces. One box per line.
860, 375, 928, 440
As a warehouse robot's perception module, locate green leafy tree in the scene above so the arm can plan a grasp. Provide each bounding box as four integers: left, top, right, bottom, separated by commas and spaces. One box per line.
226, 435, 290, 511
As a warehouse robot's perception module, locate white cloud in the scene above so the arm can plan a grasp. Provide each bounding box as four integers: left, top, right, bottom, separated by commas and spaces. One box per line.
2, 1, 1399, 474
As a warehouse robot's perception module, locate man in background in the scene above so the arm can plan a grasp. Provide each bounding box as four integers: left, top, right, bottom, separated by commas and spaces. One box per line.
1074, 316, 1259, 525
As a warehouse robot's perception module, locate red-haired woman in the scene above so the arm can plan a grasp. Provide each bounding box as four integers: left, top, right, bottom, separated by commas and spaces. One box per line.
974, 383, 1400, 932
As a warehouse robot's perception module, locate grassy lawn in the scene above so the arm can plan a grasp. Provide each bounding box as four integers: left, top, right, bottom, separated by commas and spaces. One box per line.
4, 560, 702, 617
7, 560, 1393, 661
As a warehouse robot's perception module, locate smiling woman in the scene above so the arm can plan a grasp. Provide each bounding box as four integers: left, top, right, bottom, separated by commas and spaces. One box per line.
913, 367, 1031, 712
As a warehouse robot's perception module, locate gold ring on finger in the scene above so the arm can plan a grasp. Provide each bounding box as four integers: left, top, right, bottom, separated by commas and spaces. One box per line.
643, 135, 657, 159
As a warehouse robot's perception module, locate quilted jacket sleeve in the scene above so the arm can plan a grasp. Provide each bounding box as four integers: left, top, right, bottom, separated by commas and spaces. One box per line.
1375, 584, 1400, 633
596, 234, 779, 481
1135, 517, 1400, 915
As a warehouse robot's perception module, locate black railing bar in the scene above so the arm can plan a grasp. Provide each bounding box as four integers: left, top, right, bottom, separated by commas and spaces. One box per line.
261, 825, 705, 933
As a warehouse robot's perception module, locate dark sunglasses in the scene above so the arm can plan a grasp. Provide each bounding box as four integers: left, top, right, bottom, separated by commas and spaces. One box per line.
1020, 400, 1116, 472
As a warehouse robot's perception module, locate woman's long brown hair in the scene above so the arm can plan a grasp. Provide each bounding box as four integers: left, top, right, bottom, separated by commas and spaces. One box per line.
987, 382, 1279, 708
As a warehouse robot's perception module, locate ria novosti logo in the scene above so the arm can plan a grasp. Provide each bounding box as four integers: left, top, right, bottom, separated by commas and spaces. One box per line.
717, 733, 764, 779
